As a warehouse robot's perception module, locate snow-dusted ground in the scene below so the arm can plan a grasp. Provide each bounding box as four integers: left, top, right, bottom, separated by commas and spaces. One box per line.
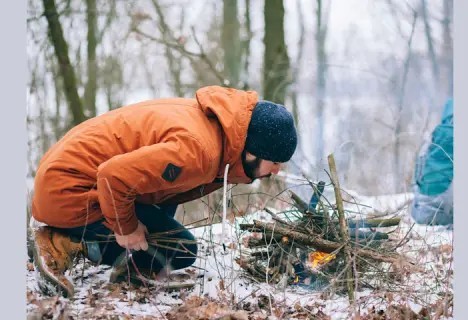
26, 193, 453, 319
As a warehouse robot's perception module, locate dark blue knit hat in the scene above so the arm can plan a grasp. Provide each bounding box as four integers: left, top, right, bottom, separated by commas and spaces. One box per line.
245, 101, 297, 163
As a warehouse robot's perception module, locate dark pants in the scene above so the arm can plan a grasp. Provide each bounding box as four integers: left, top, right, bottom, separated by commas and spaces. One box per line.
57, 203, 198, 273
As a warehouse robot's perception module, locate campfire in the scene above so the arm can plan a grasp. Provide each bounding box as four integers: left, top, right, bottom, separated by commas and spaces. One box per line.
236, 155, 406, 299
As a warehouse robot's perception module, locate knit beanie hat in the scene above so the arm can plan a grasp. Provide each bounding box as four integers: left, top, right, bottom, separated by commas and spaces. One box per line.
244, 101, 297, 163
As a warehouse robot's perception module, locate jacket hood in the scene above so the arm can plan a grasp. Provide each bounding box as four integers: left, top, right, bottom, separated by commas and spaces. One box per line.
196, 86, 258, 182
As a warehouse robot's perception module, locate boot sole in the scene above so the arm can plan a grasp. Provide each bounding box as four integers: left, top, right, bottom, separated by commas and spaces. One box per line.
32, 241, 74, 298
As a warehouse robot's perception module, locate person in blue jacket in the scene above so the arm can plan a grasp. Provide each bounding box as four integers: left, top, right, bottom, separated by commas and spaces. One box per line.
411, 98, 453, 226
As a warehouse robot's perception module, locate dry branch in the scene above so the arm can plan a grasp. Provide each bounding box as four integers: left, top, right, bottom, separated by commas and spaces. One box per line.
290, 191, 308, 212
328, 154, 354, 302
249, 220, 402, 264
347, 217, 400, 228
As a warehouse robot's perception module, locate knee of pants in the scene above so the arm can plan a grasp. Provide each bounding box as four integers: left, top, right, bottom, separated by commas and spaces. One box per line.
411, 201, 452, 226
412, 208, 434, 225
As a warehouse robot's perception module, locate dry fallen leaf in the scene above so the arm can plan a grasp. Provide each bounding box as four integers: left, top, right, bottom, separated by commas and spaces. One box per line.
437, 244, 453, 255
385, 292, 394, 303
219, 279, 225, 291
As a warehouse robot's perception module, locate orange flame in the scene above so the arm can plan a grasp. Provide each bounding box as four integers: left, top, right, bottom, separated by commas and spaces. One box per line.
308, 251, 336, 269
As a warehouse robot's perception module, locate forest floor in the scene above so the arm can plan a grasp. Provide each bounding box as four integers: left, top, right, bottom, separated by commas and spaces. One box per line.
26, 193, 453, 320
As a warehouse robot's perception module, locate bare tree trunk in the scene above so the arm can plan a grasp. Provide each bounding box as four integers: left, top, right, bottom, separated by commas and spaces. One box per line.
223, 0, 241, 87
290, 0, 305, 126
420, 0, 439, 83
140, 50, 159, 96
263, 0, 290, 104
39, 101, 50, 157
262, 0, 290, 197
102, 55, 123, 111
290, 0, 305, 162
315, 0, 328, 163
442, 0, 453, 97
42, 0, 86, 126
240, 0, 251, 90
394, 11, 417, 192
51, 62, 63, 140
151, 0, 184, 96
84, 0, 98, 117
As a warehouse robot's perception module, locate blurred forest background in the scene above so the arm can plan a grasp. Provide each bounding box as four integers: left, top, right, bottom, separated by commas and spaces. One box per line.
26, 0, 453, 224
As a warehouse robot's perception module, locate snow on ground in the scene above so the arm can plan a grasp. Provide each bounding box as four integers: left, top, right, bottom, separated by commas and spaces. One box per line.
26, 193, 453, 319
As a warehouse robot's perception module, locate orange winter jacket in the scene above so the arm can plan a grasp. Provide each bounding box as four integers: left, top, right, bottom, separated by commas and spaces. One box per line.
32, 86, 257, 235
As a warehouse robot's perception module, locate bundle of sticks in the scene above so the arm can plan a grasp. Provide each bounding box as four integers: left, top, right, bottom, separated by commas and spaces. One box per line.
236, 155, 407, 300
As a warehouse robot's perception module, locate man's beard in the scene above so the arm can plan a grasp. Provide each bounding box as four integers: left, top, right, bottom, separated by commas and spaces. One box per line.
242, 150, 271, 180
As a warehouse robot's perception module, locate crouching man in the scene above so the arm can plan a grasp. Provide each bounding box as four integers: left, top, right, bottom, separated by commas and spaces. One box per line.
31, 86, 297, 297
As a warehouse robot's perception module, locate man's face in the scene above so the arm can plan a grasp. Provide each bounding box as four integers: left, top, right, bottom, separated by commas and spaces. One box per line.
242, 151, 282, 180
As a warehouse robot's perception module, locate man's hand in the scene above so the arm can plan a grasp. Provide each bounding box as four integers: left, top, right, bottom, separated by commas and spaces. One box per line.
115, 220, 149, 251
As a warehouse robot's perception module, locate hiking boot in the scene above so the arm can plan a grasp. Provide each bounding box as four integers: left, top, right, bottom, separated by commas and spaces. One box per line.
32, 226, 85, 298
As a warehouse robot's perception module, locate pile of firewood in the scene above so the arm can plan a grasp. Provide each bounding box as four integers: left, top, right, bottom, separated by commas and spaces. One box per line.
236, 155, 406, 301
